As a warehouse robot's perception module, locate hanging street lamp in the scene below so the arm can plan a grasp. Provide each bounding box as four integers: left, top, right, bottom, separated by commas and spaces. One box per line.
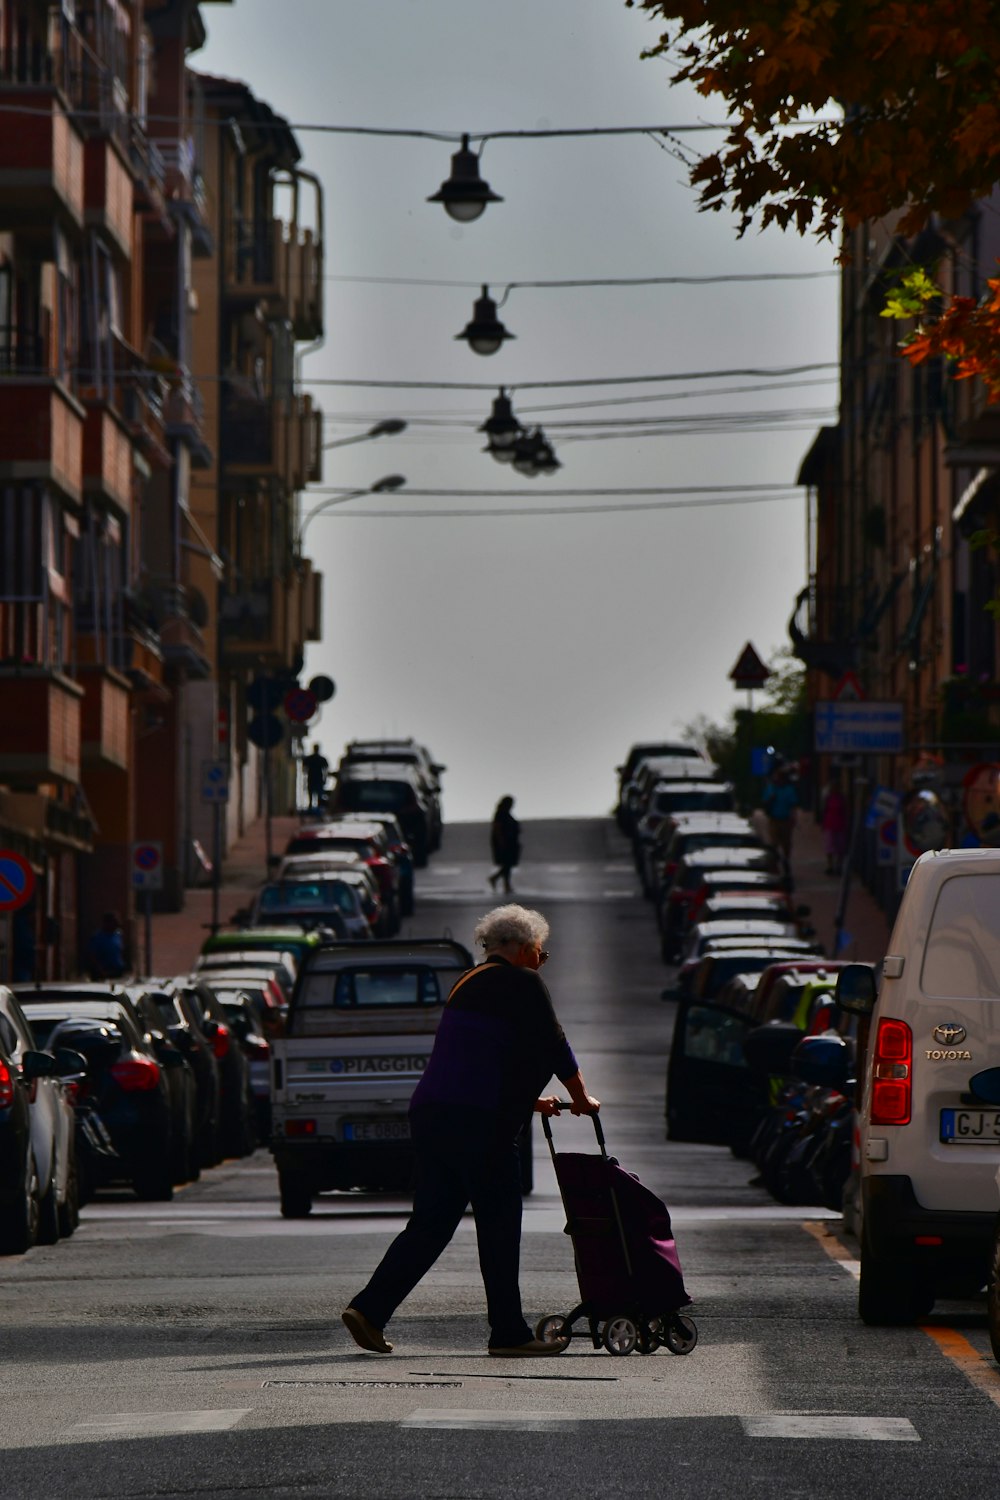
479, 388, 523, 462
511, 428, 561, 477
427, 134, 503, 223
456, 286, 515, 355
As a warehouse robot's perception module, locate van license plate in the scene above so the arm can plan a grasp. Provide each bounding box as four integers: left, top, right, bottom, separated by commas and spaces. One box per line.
940, 1109, 1000, 1143
343, 1119, 411, 1142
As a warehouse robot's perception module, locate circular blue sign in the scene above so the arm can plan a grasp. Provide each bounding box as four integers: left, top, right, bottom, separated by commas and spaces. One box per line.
0, 851, 35, 912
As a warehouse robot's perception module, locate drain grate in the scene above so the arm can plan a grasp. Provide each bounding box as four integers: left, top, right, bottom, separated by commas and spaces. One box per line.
262, 1379, 462, 1390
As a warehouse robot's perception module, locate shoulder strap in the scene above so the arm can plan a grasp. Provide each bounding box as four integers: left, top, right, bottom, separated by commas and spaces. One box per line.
446, 960, 500, 1004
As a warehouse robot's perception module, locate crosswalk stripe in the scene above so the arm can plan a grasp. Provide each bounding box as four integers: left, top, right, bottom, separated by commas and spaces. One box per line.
402, 1407, 578, 1431
742, 1415, 918, 1441
67, 1410, 250, 1440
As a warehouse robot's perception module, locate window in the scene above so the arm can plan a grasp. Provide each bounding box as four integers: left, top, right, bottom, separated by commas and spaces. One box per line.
921, 874, 1000, 999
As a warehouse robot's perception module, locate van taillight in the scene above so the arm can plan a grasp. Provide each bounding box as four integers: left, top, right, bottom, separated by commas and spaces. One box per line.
285, 1119, 316, 1137
0, 1060, 13, 1108
871, 1017, 912, 1125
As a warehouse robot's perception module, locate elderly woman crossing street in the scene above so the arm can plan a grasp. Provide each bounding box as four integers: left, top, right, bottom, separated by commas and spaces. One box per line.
342, 903, 599, 1357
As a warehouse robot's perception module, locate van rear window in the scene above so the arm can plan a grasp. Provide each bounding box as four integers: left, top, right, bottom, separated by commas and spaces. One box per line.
290, 967, 442, 1034
922, 874, 1000, 998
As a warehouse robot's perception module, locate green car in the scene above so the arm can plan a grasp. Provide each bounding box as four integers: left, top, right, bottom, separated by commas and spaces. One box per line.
200, 926, 324, 968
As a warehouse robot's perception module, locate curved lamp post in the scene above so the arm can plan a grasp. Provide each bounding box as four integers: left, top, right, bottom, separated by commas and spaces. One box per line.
323, 418, 408, 452
297, 474, 407, 553
428, 134, 503, 223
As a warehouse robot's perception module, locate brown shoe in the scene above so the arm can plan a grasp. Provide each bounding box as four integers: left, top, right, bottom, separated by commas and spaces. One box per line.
342, 1306, 393, 1354
488, 1337, 567, 1357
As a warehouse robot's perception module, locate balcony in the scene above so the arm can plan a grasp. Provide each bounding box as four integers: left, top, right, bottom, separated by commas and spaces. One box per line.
290, 394, 323, 489
164, 374, 212, 469
0, 667, 83, 786
78, 665, 130, 771
84, 138, 134, 261
0, 791, 93, 854
0, 381, 85, 504
83, 405, 133, 515
148, 582, 211, 681
0, 87, 84, 235
223, 391, 320, 488
219, 577, 303, 668
291, 228, 324, 340
159, 138, 213, 257
225, 218, 291, 315
299, 562, 323, 644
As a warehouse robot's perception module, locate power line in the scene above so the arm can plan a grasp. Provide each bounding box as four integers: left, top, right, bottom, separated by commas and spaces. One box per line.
308, 483, 801, 497
323, 270, 839, 290
306, 492, 803, 519
301, 363, 837, 392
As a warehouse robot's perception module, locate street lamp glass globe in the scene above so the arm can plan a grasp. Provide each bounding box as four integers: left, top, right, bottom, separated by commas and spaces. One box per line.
427, 135, 503, 222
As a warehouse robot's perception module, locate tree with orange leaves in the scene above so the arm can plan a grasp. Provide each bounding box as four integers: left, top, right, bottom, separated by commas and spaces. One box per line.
626, 0, 1000, 243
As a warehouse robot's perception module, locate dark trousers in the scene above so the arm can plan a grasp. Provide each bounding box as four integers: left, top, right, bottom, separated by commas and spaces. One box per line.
350, 1106, 531, 1348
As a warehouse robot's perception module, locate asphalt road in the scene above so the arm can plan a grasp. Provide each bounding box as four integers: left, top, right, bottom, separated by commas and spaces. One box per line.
4, 817, 1000, 1499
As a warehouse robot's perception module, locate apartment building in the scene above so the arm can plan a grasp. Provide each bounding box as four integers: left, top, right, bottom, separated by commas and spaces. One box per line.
0, 0, 323, 976
794, 197, 1000, 911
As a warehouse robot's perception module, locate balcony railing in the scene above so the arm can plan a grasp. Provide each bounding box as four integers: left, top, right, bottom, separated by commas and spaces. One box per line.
0, 666, 83, 786
0, 86, 85, 231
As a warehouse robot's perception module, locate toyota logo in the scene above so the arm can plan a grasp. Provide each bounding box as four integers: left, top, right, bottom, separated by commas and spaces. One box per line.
933, 1023, 967, 1046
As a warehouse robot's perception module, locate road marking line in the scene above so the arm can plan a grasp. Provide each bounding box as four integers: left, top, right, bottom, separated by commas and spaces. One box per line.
602, 888, 636, 898
546, 863, 580, 873
742, 1415, 918, 1442
67, 1409, 249, 1439
802, 1220, 861, 1278
919, 1325, 1000, 1413
401, 1407, 578, 1432
604, 862, 633, 872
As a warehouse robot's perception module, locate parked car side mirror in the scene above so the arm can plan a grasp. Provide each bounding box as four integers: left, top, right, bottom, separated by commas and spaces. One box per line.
743, 1022, 804, 1076
791, 1034, 851, 1090
835, 964, 878, 1016
53, 1048, 89, 1078
21, 1049, 58, 1080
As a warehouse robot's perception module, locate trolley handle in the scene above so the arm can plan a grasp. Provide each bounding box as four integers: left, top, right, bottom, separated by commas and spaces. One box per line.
541, 1103, 606, 1154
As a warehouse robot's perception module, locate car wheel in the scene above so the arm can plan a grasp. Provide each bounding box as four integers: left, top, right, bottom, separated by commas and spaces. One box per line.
57, 1144, 80, 1238
133, 1161, 174, 1202
279, 1169, 313, 1218
37, 1169, 61, 1246
0, 1150, 40, 1255
858, 1238, 931, 1326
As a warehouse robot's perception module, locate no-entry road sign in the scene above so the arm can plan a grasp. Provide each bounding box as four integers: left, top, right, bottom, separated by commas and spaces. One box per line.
0, 850, 36, 912
283, 687, 318, 724
132, 841, 164, 892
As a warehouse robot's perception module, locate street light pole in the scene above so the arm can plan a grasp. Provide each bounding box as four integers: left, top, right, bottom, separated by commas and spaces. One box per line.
322, 419, 407, 452
296, 474, 407, 554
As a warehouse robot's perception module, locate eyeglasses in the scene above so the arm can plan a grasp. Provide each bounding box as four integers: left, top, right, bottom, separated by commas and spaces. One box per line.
538, 950, 549, 966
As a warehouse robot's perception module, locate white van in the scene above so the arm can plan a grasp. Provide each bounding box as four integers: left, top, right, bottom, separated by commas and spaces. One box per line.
837, 846, 1000, 1324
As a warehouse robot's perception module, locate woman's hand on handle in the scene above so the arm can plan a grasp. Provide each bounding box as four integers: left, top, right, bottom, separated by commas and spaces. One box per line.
563, 1070, 600, 1115
570, 1094, 601, 1116
534, 1096, 563, 1117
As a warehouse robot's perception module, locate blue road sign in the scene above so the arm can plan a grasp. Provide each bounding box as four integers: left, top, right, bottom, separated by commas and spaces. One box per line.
0, 850, 36, 912
132, 841, 164, 892
814, 701, 905, 755
201, 760, 230, 804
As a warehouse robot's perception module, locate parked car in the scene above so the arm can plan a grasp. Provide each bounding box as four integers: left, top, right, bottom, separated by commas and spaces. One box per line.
658, 849, 784, 960
619, 754, 714, 836
16, 996, 176, 1200
330, 812, 416, 915
681, 918, 808, 965
0, 998, 80, 1253
634, 780, 736, 891
283, 823, 403, 927
338, 739, 445, 848
195, 950, 298, 1003
276, 854, 388, 934
653, 818, 770, 913
200, 926, 324, 970
160, 977, 256, 1160
134, 981, 223, 1171
126, 987, 200, 1184
197, 971, 286, 1039
615, 741, 708, 829
249, 879, 373, 940
327, 764, 435, 866
208, 988, 272, 1141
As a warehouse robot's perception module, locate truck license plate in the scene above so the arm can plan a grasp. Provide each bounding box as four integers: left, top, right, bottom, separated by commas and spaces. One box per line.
940, 1109, 1000, 1143
343, 1119, 411, 1143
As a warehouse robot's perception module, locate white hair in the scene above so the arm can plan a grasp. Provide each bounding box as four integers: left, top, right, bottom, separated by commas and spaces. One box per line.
473, 904, 549, 953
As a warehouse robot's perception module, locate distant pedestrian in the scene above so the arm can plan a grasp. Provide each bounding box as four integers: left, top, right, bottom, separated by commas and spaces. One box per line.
488, 796, 520, 893
762, 762, 799, 876
85, 912, 125, 980
341, 903, 599, 1357
821, 774, 849, 876
302, 742, 329, 810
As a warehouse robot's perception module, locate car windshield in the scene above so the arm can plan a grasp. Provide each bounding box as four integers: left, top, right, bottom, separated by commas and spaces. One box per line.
342, 784, 410, 810
291, 966, 442, 1033
259, 881, 359, 914
30, 1014, 124, 1050
287, 837, 371, 857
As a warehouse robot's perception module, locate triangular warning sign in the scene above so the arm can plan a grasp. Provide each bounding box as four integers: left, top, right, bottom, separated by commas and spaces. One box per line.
832, 671, 865, 702
729, 641, 771, 687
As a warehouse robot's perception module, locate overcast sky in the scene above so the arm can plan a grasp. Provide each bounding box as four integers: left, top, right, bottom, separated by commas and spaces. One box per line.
197, 0, 840, 822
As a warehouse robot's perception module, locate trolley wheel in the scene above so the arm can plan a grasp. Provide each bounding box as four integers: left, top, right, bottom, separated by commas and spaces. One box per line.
637, 1317, 663, 1355
534, 1315, 571, 1347
664, 1313, 698, 1355
601, 1316, 639, 1356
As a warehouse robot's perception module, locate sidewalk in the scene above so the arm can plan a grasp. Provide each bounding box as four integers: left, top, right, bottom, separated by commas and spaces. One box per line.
790, 813, 891, 963
148, 815, 299, 977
